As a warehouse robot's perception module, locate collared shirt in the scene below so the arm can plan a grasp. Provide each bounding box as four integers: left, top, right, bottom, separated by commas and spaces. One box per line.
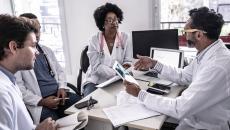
138, 39, 230, 130
0, 65, 16, 85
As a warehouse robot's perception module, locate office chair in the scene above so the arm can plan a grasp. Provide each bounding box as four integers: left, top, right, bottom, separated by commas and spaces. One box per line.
67, 82, 81, 96
225, 44, 230, 49
76, 45, 89, 96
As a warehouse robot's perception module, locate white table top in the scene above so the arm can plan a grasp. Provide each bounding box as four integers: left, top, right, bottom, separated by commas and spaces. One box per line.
65, 77, 184, 130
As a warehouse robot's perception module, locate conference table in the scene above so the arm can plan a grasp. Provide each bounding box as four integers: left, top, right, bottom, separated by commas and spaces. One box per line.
65, 70, 184, 130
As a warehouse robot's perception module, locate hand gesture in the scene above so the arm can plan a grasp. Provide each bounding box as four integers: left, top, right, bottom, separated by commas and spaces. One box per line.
134, 54, 157, 70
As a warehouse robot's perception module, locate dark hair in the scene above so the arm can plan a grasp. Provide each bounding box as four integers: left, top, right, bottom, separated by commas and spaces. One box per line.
20, 13, 37, 19
94, 3, 123, 31
189, 7, 224, 40
0, 14, 36, 60
20, 13, 40, 34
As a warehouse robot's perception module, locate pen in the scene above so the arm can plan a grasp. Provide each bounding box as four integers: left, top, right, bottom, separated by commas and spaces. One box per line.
54, 97, 70, 100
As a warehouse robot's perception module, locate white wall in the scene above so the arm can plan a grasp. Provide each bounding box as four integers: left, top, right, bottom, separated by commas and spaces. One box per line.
0, 0, 13, 14
62, 0, 155, 84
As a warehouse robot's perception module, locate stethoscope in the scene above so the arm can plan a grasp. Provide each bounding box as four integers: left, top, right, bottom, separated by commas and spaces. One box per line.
36, 44, 55, 77
99, 32, 124, 56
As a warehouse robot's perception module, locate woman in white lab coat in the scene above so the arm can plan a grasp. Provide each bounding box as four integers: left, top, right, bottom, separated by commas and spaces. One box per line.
83, 3, 133, 96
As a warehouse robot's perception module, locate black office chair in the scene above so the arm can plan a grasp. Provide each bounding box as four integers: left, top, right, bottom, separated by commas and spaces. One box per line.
65, 46, 89, 97
225, 44, 230, 49
66, 82, 81, 96
76, 45, 89, 96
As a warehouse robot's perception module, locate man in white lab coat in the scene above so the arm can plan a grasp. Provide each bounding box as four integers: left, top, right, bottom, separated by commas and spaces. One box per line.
124, 7, 230, 130
15, 13, 81, 124
0, 14, 57, 130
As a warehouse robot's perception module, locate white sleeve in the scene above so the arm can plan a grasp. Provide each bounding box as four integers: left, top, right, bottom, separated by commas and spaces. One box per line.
138, 65, 229, 119
160, 61, 194, 85
0, 91, 14, 130
87, 35, 116, 78
15, 72, 42, 106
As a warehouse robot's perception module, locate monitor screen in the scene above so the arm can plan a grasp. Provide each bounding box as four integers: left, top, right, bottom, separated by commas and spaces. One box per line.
132, 29, 179, 58
150, 47, 184, 68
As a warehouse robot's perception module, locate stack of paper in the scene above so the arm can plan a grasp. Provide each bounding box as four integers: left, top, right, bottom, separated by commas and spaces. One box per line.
103, 103, 160, 127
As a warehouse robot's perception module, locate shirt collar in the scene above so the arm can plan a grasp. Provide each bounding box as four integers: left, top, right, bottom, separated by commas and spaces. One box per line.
196, 39, 220, 63
0, 65, 16, 85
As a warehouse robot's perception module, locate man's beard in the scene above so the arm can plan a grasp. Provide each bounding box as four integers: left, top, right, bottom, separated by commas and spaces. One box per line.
187, 39, 195, 48
16, 63, 34, 71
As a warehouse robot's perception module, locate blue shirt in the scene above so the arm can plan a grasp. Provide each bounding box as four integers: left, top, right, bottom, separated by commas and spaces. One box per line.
34, 52, 58, 97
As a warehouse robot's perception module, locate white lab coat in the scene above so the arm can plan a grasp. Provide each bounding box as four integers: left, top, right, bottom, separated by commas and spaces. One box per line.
15, 45, 67, 124
0, 71, 35, 130
83, 32, 133, 86
139, 39, 230, 130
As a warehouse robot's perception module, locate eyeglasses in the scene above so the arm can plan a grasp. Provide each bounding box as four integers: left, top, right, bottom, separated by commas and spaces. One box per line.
181, 29, 207, 35
104, 18, 119, 24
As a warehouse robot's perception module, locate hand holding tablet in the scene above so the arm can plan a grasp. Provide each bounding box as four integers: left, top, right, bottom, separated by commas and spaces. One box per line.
113, 61, 139, 85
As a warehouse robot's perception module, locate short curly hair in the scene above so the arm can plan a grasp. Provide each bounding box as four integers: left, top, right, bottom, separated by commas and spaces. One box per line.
94, 3, 123, 31
189, 7, 224, 40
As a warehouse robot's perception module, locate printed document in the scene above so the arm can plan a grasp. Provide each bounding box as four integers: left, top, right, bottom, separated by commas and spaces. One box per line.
103, 103, 160, 127
103, 91, 160, 127
113, 61, 139, 85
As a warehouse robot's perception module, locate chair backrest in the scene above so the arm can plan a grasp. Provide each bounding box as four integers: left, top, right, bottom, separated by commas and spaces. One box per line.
80, 45, 89, 73
77, 45, 89, 95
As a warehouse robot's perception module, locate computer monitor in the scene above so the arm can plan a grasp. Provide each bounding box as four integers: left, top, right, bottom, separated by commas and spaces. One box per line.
150, 47, 184, 68
132, 29, 179, 58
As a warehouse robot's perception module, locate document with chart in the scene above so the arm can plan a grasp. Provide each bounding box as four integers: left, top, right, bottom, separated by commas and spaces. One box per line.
113, 61, 139, 85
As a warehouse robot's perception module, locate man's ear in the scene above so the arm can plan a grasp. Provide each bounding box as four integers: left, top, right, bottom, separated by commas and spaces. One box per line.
8, 41, 18, 54
193, 32, 200, 42
196, 31, 204, 40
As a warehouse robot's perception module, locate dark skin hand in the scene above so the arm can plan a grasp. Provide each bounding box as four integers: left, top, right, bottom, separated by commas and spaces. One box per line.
38, 96, 61, 109
57, 88, 67, 105
123, 80, 141, 97
122, 63, 131, 69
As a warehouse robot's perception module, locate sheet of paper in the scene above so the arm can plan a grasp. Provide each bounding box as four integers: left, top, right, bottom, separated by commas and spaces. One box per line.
96, 75, 121, 88
103, 103, 160, 127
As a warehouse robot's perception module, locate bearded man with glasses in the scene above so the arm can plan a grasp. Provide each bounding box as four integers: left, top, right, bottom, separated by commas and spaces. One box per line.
124, 7, 230, 130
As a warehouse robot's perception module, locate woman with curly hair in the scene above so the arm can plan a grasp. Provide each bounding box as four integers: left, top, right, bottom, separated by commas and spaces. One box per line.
83, 3, 133, 96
